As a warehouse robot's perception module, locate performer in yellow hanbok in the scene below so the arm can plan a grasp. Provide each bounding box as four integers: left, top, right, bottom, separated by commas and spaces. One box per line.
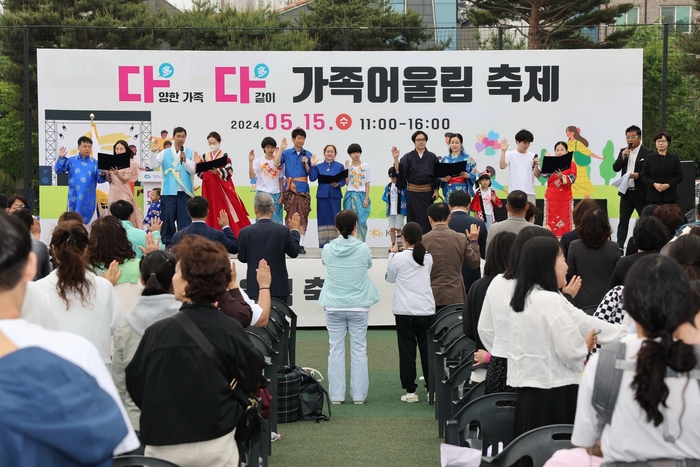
566, 126, 603, 197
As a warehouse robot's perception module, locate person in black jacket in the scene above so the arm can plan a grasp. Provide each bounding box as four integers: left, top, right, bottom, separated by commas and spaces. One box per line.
641, 131, 683, 205
172, 196, 239, 254
126, 235, 264, 467
613, 125, 654, 249
448, 190, 487, 295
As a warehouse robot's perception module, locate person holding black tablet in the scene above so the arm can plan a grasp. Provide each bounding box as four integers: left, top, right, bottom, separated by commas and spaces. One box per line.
107, 140, 143, 228
542, 141, 577, 238
309, 144, 346, 247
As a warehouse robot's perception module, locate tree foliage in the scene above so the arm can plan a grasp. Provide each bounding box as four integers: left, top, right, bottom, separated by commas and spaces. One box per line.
297, 0, 443, 51
467, 0, 636, 50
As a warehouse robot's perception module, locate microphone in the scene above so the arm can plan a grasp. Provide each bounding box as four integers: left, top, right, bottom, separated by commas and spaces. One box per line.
627, 143, 632, 150
532, 156, 538, 171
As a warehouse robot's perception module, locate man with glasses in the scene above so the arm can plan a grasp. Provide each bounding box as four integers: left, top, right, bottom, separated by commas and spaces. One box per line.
613, 125, 653, 250
392, 131, 440, 233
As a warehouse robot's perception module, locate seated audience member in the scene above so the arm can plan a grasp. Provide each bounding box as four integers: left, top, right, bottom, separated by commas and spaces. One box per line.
609, 216, 668, 288
11, 206, 52, 280
485, 190, 542, 253
0, 211, 139, 455
36, 220, 124, 366
112, 250, 180, 431
665, 235, 700, 345
572, 255, 700, 463
385, 222, 435, 403
110, 200, 162, 258
89, 216, 147, 313
525, 201, 539, 223
508, 237, 598, 438
624, 203, 658, 255
464, 231, 516, 368
125, 235, 264, 467
567, 209, 620, 308
58, 210, 83, 224
422, 202, 480, 309
654, 203, 686, 239
172, 196, 238, 254
561, 198, 599, 259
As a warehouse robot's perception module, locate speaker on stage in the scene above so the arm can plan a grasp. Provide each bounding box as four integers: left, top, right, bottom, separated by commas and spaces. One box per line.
678, 160, 697, 221
38, 166, 52, 186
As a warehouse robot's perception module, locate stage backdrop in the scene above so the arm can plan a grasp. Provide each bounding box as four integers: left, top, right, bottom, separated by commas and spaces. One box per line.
38, 48, 643, 250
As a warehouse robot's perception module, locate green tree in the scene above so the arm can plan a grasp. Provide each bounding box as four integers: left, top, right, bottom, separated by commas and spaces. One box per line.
626, 25, 700, 173
297, 0, 442, 51
164, 1, 315, 51
467, 0, 635, 50
598, 140, 616, 185
0, 77, 25, 181
678, 0, 700, 77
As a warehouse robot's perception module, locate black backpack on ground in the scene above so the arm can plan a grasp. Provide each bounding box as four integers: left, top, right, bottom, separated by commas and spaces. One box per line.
297, 367, 331, 422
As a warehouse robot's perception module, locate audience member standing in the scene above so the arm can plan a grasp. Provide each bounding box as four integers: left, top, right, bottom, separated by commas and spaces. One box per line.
36, 220, 123, 366
318, 210, 379, 405
485, 190, 542, 254
613, 125, 652, 249
508, 237, 597, 437
392, 131, 440, 233
499, 130, 540, 204
171, 196, 238, 254
385, 222, 435, 403
237, 192, 301, 302
573, 256, 700, 463
448, 191, 486, 295
567, 210, 621, 308
126, 236, 264, 467
422, 203, 480, 309
110, 200, 162, 259
641, 131, 683, 206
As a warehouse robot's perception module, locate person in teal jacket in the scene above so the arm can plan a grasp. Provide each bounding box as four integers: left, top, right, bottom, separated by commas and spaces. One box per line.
319, 210, 380, 405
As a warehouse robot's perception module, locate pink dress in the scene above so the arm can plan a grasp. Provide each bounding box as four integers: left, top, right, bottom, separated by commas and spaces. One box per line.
107, 159, 143, 228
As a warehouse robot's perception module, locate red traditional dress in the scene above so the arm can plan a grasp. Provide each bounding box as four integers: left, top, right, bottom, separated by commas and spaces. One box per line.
199, 149, 251, 236
543, 161, 577, 238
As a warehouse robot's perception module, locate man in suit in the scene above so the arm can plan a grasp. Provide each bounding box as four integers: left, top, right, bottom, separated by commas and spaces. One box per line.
485, 190, 542, 254
613, 125, 653, 249
171, 196, 238, 254
447, 191, 486, 295
422, 203, 480, 309
238, 192, 301, 302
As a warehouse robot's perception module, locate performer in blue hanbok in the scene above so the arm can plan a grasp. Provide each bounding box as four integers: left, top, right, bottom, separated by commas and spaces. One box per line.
309, 144, 346, 247
55, 136, 107, 225
440, 133, 477, 201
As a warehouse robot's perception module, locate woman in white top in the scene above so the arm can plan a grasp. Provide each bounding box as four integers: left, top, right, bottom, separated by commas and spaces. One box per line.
36, 220, 123, 366
386, 221, 435, 403
572, 255, 700, 463
508, 236, 597, 438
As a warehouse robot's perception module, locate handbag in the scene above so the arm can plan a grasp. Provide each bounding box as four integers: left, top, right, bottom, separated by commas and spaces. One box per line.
171, 312, 261, 443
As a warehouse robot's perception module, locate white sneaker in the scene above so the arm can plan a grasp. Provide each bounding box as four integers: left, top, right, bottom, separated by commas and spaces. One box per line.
401, 392, 419, 403
331, 401, 343, 405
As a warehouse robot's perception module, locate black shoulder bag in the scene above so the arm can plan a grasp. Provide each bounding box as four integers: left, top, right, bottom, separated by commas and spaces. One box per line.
171, 312, 261, 443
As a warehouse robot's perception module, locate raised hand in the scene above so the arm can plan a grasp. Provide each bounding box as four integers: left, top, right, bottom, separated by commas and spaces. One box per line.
218, 210, 230, 227
101, 260, 122, 286
279, 138, 288, 150
228, 261, 238, 290
138, 232, 161, 255
256, 259, 271, 289
59, 146, 67, 158
466, 224, 480, 242
500, 139, 509, 152
345, 160, 350, 169
149, 217, 163, 233
290, 212, 301, 231
248, 150, 255, 162
194, 153, 203, 164
391, 146, 400, 159
151, 140, 160, 153
562, 275, 582, 298
310, 154, 318, 166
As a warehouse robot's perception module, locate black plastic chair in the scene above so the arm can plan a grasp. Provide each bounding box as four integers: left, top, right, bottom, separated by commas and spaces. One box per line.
270, 298, 297, 366
113, 456, 180, 467
461, 380, 485, 407
581, 305, 598, 316
435, 335, 474, 434
439, 348, 475, 438
246, 331, 279, 463
445, 392, 518, 455
480, 424, 574, 467
427, 305, 463, 405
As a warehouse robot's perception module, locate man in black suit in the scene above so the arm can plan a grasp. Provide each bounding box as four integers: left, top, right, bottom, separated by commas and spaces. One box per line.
447, 191, 486, 295
613, 125, 653, 249
171, 196, 238, 254
238, 192, 301, 302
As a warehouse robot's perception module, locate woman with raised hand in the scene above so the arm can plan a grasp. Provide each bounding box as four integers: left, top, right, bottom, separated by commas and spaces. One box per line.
108, 139, 143, 228
309, 144, 346, 247
572, 255, 700, 463
319, 210, 379, 405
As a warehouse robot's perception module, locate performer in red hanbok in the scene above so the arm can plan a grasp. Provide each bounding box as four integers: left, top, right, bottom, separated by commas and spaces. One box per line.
196, 131, 251, 236
543, 141, 577, 238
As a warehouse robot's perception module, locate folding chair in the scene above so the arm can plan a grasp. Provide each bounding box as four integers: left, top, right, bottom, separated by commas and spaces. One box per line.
427, 305, 463, 405
439, 348, 475, 438
270, 298, 297, 366
481, 424, 574, 467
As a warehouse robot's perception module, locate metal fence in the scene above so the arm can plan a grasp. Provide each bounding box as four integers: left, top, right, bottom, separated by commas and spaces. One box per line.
0, 22, 692, 207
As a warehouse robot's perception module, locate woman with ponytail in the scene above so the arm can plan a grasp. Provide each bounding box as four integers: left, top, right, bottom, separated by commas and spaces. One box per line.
573, 255, 700, 463
36, 219, 123, 366
318, 210, 379, 405
111, 250, 180, 431
385, 221, 434, 403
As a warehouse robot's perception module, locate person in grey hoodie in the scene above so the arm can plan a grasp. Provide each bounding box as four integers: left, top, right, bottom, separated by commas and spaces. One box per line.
111, 250, 180, 431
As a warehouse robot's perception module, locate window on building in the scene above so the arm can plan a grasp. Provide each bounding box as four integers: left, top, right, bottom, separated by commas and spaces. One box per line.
616, 7, 639, 25
661, 6, 692, 33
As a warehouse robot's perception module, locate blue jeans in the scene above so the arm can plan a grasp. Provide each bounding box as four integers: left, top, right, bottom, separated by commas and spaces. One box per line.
484, 214, 493, 230
325, 309, 369, 403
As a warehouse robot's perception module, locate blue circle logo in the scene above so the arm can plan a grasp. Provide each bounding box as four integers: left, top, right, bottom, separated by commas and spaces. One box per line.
159, 63, 174, 79
254, 64, 270, 79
